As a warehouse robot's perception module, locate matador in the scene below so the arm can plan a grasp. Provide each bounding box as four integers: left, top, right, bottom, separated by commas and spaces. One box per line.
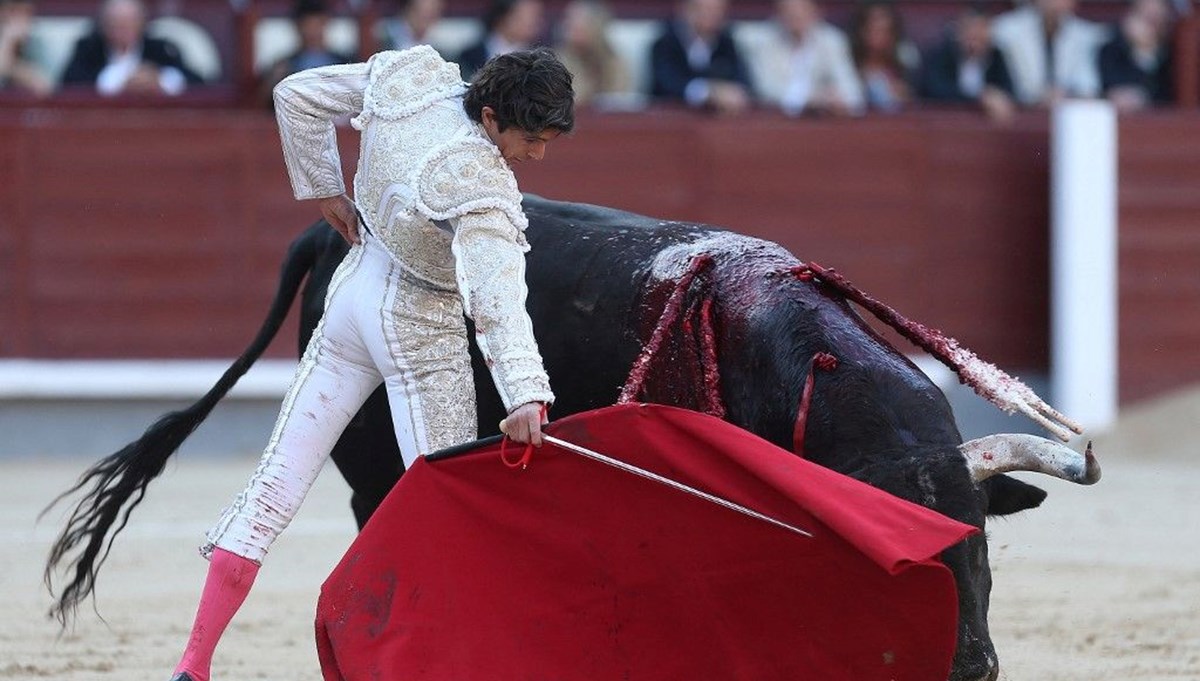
169, 45, 575, 681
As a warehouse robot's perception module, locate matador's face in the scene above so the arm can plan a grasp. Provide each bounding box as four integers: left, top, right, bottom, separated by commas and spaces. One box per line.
480, 106, 562, 165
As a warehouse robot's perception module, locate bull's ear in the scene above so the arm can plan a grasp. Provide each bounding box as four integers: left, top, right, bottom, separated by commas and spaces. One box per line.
982, 474, 1047, 516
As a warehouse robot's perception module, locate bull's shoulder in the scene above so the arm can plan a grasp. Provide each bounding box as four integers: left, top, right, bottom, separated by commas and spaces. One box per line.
520, 196, 801, 289
647, 232, 796, 283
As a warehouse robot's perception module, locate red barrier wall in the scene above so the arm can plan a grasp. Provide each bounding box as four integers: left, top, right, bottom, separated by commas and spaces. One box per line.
1118, 114, 1200, 403
1, 108, 1197, 403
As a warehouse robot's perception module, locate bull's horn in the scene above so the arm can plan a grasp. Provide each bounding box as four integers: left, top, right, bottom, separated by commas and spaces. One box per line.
959, 434, 1101, 485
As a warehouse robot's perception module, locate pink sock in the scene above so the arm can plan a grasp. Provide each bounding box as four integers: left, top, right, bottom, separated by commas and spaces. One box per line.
173, 547, 261, 681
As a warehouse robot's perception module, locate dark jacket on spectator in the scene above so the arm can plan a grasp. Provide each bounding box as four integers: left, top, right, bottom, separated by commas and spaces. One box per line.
919, 38, 1013, 102
273, 48, 354, 76
61, 30, 202, 85
649, 20, 753, 101
456, 40, 491, 82
1098, 32, 1172, 103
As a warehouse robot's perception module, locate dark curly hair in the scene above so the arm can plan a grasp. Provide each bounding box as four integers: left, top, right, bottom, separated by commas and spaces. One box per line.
463, 47, 575, 134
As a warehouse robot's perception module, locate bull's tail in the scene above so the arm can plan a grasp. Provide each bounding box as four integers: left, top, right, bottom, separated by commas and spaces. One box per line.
42, 224, 327, 627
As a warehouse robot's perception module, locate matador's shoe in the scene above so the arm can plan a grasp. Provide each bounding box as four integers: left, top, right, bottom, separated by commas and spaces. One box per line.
169, 674, 195, 681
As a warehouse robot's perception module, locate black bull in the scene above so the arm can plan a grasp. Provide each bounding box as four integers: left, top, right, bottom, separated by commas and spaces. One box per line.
48, 196, 1081, 681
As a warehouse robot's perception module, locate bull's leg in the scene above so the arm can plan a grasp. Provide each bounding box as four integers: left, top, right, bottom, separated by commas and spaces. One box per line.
331, 388, 406, 529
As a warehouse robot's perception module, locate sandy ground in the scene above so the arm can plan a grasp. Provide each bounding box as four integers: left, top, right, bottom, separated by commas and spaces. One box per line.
1, 391, 1199, 680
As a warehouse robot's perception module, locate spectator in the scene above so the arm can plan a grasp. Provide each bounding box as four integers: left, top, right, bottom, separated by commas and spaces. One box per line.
0, 0, 51, 97
457, 0, 544, 81
1099, 0, 1174, 111
553, 0, 631, 105
750, 0, 863, 117
60, 0, 202, 96
650, 0, 754, 115
258, 0, 354, 107
919, 7, 1016, 122
380, 0, 444, 52
848, 1, 918, 112
991, 0, 1108, 106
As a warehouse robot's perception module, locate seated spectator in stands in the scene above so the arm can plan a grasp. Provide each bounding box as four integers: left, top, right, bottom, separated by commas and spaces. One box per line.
750, 0, 863, 117
848, 1, 918, 112
919, 7, 1016, 123
61, 0, 202, 96
0, 0, 51, 97
457, 0, 544, 81
380, 0, 444, 52
1099, 0, 1174, 112
991, 0, 1108, 106
553, 0, 631, 106
258, 0, 353, 107
650, 0, 754, 116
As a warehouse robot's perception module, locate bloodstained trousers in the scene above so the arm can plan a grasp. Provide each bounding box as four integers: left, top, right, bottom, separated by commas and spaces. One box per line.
204, 231, 477, 563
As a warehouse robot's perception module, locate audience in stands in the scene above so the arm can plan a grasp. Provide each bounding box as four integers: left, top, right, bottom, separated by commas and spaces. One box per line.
919, 7, 1016, 123
650, 0, 754, 115
990, 0, 1108, 107
258, 0, 353, 107
6, 0, 1191, 114
380, 0, 444, 53
553, 0, 631, 106
60, 0, 201, 96
457, 0, 544, 81
0, 0, 51, 96
749, 0, 863, 117
848, 1, 918, 112
1099, 0, 1174, 111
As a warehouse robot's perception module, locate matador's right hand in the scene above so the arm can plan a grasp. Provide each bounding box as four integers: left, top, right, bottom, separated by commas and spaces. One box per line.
318, 194, 360, 245
500, 402, 548, 447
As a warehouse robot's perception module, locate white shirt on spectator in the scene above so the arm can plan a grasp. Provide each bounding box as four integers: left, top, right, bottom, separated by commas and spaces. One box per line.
96, 45, 186, 96
686, 34, 714, 71
677, 23, 718, 107
991, 5, 1109, 105
748, 21, 864, 116
958, 58, 985, 99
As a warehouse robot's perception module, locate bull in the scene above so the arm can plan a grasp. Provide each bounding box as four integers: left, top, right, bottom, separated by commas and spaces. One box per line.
46, 196, 1099, 681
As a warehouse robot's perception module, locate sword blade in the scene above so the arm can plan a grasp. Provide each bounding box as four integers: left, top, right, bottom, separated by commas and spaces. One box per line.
542, 434, 813, 539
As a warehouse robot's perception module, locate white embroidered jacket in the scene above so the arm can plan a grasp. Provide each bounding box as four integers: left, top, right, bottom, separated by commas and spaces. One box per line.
273, 46, 554, 412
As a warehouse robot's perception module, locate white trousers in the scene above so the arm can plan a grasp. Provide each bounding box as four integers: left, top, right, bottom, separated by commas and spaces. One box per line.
205, 232, 477, 563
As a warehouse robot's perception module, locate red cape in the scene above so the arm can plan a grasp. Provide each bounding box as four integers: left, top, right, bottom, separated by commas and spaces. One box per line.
315, 404, 977, 680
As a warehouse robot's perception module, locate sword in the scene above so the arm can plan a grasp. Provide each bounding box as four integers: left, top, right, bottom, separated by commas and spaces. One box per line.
539, 433, 813, 539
